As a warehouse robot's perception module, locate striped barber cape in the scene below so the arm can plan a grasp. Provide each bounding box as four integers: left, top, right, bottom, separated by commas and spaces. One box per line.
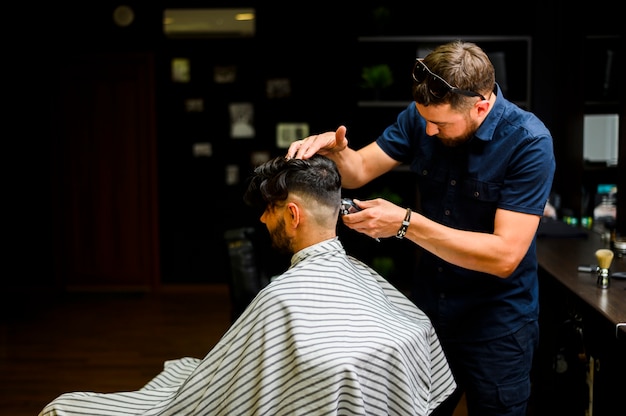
40, 237, 455, 416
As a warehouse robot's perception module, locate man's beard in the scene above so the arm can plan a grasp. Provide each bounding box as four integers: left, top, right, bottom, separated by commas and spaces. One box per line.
438, 117, 479, 147
269, 217, 293, 254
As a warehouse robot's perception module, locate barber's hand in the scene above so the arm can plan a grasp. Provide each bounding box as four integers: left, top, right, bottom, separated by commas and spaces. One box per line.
286, 125, 348, 160
341, 198, 408, 241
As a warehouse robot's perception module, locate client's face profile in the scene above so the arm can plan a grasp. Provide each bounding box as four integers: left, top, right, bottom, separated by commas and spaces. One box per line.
261, 204, 293, 255
268, 217, 291, 254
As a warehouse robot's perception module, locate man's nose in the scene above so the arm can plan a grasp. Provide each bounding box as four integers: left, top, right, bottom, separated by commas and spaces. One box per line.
425, 122, 439, 136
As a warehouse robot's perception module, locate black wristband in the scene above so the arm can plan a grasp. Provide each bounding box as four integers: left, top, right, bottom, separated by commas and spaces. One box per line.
395, 208, 411, 239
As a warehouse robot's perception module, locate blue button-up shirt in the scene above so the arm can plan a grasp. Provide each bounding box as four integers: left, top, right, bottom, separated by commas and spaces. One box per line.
376, 84, 556, 342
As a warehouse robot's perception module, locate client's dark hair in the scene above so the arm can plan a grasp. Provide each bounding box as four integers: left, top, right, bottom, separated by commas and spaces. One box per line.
243, 155, 342, 212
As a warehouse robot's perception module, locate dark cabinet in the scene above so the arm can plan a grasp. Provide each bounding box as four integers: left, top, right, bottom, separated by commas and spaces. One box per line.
550, 33, 624, 234
582, 36, 623, 227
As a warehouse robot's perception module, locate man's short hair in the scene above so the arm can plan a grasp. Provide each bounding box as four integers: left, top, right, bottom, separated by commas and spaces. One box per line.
243, 155, 342, 212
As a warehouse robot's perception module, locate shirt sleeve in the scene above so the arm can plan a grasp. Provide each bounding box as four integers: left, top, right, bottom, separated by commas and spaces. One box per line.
376, 102, 426, 164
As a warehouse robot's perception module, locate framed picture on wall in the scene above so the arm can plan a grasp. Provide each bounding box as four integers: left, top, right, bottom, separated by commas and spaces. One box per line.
276, 123, 309, 148
250, 151, 270, 166
266, 78, 291, 99
184, 98, 204, 112
172, 58, 190, 83
214, 65, 237, 84
229, 102, 255, 139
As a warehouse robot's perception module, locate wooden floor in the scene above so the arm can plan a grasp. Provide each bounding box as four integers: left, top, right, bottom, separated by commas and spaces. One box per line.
0, 284, 467, 416
0, 285, 232, 416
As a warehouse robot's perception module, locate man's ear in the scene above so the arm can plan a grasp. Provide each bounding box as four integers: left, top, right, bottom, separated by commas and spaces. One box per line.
475, 98, 491, 117
286, 202, 301, 229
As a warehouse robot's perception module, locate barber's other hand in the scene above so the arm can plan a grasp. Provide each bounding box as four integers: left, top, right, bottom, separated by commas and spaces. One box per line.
340, 198, 407, 241
286, 125, 348, 160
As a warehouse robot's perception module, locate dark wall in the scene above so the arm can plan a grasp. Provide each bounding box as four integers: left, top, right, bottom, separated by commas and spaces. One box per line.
8, 1, 622, 289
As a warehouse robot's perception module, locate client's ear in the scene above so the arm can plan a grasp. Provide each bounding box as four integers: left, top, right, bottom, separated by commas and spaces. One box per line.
286, 202, 301, 229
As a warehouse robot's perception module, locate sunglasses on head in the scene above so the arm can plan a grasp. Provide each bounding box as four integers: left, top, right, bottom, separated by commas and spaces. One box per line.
412, 58, 486, 101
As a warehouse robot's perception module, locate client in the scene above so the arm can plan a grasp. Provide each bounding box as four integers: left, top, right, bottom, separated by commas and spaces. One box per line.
40, 155, 455, 416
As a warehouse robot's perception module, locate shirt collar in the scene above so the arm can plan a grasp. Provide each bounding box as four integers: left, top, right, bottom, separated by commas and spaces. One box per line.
474, 83, 506, 142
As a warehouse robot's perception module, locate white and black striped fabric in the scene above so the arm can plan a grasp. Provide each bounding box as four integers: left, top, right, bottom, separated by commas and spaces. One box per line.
40, 238, 455, 416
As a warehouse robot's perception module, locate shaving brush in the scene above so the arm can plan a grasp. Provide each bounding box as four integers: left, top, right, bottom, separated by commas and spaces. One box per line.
595, 248, 614, 288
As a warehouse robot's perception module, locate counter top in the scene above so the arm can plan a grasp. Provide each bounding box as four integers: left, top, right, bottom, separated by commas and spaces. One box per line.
536, 222, 626, 336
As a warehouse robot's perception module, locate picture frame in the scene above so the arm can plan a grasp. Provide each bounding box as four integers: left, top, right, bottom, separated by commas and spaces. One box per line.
276, 123, 309, 149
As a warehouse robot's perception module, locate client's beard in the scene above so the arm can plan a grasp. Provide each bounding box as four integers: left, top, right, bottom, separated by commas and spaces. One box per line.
269, 218, 293, 255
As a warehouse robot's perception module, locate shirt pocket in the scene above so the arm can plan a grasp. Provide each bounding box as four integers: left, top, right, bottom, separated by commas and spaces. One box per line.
458, 178, 502, 231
